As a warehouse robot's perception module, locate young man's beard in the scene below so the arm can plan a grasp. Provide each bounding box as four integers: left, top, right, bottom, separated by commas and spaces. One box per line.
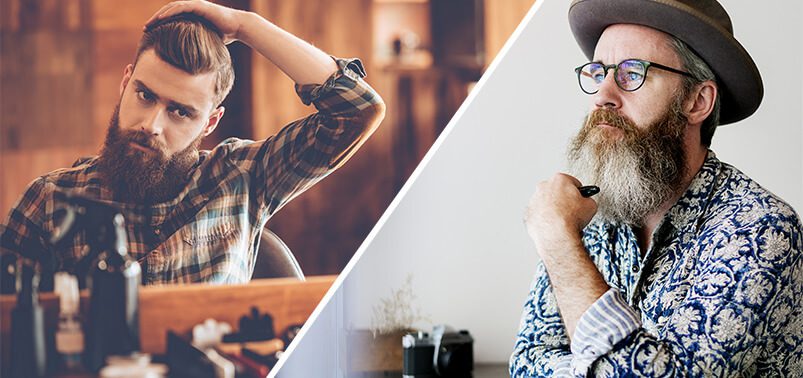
567, 94, 689, 226
96, 105, 203, 204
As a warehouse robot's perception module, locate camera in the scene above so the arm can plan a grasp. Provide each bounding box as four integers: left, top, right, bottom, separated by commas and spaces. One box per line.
402, 325, 473, 377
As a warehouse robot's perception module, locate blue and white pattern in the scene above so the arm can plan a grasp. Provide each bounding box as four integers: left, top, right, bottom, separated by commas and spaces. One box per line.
511, 151, 803, 377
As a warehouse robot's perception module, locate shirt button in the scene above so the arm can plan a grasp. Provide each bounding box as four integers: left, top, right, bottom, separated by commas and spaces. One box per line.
632, 265, 640, 273
154, 228, 161, 236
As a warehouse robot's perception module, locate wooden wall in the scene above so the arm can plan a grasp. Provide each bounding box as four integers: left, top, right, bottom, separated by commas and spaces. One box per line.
485, 0, 536, 68
246, 0, 384, 276
1, 0, 96, 213
0, 0, 535, 277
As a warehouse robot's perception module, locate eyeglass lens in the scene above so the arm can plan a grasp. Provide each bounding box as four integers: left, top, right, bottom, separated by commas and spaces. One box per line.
578, 60, 647, 94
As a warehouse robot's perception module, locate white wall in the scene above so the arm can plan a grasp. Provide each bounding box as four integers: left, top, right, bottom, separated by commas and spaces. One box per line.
710, 2, 803, 207
276, 1, 803, 375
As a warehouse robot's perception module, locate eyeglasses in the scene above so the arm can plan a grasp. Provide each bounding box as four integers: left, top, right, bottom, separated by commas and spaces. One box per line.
575, 59, 694, 94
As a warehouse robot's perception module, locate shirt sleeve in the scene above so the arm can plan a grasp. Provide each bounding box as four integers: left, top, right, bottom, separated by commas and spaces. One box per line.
570, 288, 640, 375
0, 178, 54, 265
569, 215, 803, 377
510, 261, 574, 377
222, 57, 385, 215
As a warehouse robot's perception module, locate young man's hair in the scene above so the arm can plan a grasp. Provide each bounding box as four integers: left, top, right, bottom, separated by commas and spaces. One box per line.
134, 14, 234, 108
669, 36, 721, 147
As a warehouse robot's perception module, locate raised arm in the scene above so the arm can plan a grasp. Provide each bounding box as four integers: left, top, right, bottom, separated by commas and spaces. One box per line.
144, 2, 385, 214
145, 0, 337, 85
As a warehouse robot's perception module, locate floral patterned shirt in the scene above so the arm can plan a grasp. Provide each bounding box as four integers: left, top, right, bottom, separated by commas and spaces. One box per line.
510, 151, 803, 377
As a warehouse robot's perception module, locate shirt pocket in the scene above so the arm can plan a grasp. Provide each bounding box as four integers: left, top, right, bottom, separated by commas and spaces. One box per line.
182, 223, 238, 246
176, 222, 249, 283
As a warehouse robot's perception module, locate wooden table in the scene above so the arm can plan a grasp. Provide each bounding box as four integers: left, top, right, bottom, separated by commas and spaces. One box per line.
0, 275, 336, 374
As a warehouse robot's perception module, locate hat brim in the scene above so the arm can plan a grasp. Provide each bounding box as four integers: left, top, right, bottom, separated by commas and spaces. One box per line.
568, 0, 763, 125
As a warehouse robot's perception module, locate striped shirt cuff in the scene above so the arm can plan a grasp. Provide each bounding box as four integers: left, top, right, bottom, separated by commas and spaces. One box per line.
570, 288, 640, 375
554, 358, 572, 377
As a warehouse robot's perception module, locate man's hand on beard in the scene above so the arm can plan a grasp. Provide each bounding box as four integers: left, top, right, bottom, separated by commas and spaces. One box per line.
524, 173, 597, 264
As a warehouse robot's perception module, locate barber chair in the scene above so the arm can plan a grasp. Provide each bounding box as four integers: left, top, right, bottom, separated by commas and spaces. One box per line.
251, 229, 305, 280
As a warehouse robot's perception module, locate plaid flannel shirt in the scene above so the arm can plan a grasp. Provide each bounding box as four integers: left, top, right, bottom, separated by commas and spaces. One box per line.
0, 58, 384, 285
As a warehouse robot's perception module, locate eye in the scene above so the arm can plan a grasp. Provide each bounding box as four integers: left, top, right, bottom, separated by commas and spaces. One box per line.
625, 71, 644, 82
170, 107, 191, 119
592, 72, 606, 83
136, 89, 155, 103
586, 65, 606, 83
618, 60, 646, 84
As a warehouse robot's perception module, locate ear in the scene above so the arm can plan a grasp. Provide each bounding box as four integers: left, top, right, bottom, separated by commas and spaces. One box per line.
685, 80, 717, 126
119, 64, 134, 97
202, 106, 225, 137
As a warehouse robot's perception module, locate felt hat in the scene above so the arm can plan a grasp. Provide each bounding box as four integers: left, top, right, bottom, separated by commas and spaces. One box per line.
568, 0, 763, 125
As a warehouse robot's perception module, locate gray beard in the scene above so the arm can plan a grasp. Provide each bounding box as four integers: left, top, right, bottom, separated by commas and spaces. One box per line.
567, 100, 689, 226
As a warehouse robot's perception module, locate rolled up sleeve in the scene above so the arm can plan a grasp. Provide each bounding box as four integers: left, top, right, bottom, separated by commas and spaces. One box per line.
570, 288, 641, 375
222, 57, 385, 215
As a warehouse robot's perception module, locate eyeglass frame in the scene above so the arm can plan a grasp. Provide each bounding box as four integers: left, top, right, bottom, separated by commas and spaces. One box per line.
574, 59, 695, 94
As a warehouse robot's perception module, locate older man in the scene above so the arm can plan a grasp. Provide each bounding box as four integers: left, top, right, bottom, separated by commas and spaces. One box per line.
512, 0, 802, 376
0, 1, 385, 285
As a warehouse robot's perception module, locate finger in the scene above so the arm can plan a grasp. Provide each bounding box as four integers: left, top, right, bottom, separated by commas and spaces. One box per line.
146, 1, 203, 30
171, 1, 214, 18
158, 1, 199, 20
556, 172, 583, 187
144, 2, 180, 29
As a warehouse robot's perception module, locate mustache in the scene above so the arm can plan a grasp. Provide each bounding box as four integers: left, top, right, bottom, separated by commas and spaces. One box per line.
117, 128, 167, 154
584, 108, 638, 134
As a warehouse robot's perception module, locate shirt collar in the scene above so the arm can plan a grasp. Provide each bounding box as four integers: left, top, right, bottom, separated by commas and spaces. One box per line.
664, 149, 722, 234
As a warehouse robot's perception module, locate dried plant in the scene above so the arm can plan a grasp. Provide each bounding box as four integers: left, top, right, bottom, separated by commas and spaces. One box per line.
370, 273, 429, 337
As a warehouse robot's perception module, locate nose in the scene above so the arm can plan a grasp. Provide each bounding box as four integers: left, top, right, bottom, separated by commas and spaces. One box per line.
592, 72, 622, 110
140, 108, 165, 136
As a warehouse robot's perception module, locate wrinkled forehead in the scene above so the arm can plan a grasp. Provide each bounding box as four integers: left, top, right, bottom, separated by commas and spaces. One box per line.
593, 24, 680, 67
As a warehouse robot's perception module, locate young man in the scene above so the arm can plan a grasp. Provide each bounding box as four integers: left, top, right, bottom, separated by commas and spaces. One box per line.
0, 1, 385, 284
512, 0, 801, 376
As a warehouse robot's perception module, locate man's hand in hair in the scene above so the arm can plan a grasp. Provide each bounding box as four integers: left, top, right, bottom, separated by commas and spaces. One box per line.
145, 0, 245, 44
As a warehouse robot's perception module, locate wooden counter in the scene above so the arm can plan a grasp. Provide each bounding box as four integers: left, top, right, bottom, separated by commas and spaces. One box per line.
0, 275, 336, 370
